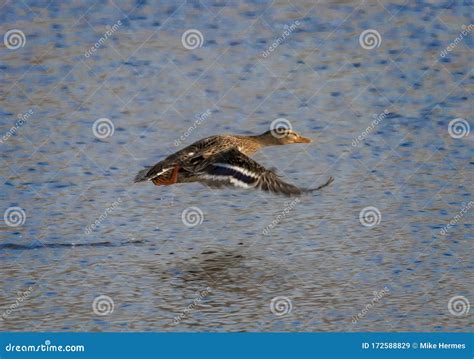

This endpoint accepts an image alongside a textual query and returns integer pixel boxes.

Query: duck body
[135,134,261,183]
[135,129,333,196]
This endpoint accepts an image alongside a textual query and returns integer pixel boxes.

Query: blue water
[0,1,472,331]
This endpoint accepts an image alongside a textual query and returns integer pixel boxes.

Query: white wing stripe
[200,174,254,189]
[148,167,173,180]
[213,163,260,179]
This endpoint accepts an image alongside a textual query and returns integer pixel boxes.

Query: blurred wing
[135,136,221,182]
[196,149,309,196]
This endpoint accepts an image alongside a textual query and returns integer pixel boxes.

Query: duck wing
[134,136,230,182]
[194,148,333,196]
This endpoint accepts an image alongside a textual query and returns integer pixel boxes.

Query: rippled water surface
[0,1,472,332]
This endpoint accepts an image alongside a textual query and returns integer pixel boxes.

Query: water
[0,1,472,332]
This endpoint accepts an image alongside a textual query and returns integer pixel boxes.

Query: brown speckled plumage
[135,129,333,196]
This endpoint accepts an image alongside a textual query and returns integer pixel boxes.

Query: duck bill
[295,136,312,143]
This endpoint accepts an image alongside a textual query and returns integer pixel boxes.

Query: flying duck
[134,128,334,196]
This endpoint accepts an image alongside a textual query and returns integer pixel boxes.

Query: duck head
[257,128,312,145]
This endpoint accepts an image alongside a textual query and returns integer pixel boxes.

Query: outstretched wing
[195,148,333,196]
[134,136,230,182]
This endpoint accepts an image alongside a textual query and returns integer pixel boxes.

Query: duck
[134,128,334,196]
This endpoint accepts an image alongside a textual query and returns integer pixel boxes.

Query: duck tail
[134,167,151,183]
